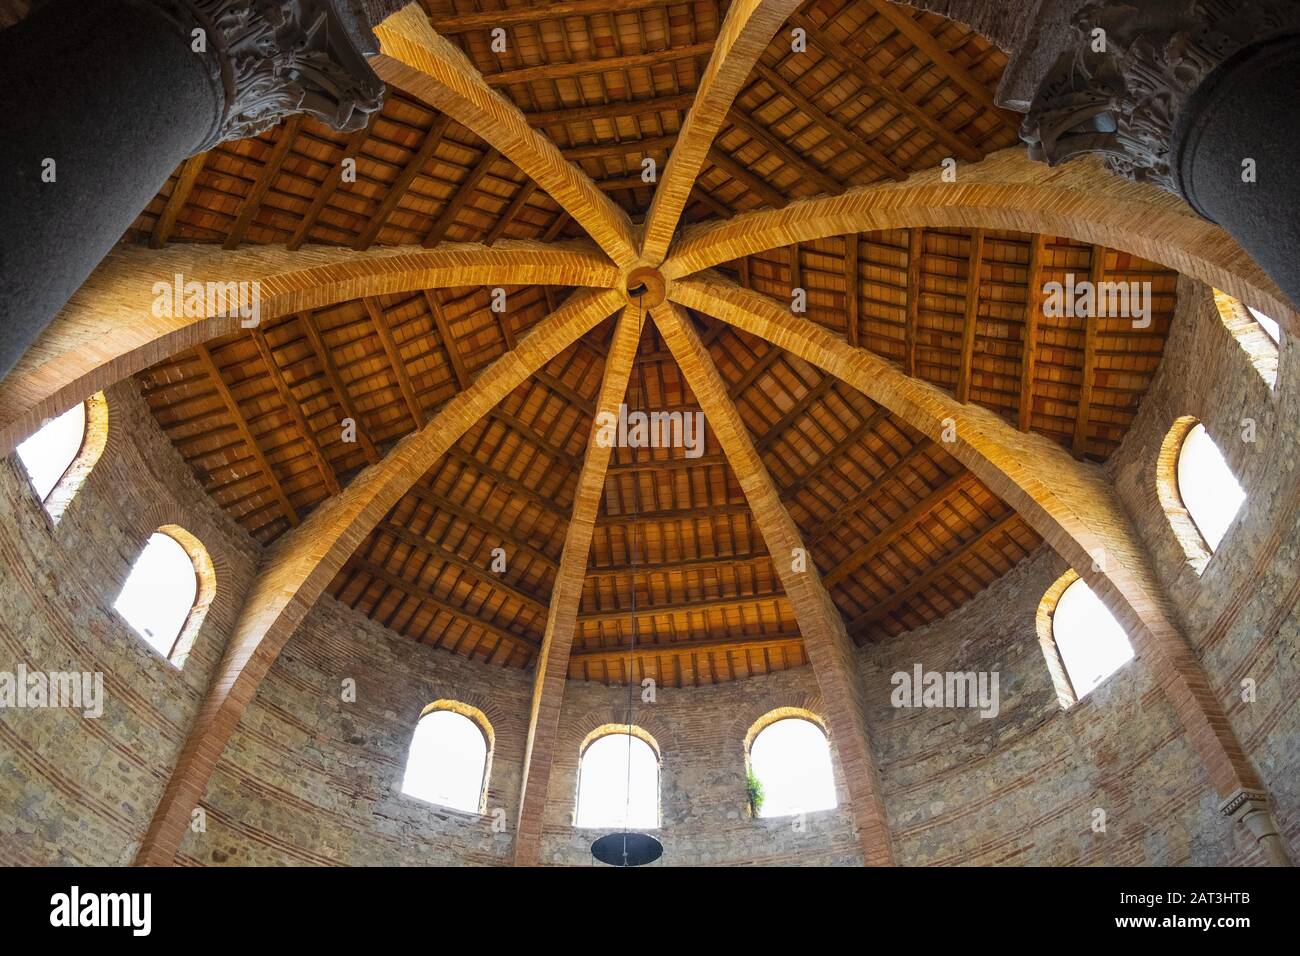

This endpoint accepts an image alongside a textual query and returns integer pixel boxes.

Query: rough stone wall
[1104,277,1299,858]
[537,669,864,867]
[0,381,259,864]
[176,595,531,866]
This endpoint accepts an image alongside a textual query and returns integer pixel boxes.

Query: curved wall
[1,279,1296,867]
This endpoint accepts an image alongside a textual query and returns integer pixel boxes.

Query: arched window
[575,727,659,829]
[113,526,212,664]
[400,703,492,813]
[14,393,108,518]
[1177,422,1246,553]
[748,715,837,818]
[1040,573,1134,703]
[1212,290,1279,387]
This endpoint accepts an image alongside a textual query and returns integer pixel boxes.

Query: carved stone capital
[1219,788,1293,866]
[1021,0,1300,195]
[147,0,386,148]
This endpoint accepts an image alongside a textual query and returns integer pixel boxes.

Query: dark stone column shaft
[0,0,221,380]
[1176,33,1300,313]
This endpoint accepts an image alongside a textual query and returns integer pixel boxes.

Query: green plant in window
[746,768,765,818]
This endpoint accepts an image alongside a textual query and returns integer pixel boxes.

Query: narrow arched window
[400,704,491,813]
[1212,291,1279,387]
[748,716,837,818]
[1050,576,1134,700]
[113,528,209,663]
[14,394,107,519]
[1248,306,1281,345]
[575,729,659,829]
[1177,422,1246,553]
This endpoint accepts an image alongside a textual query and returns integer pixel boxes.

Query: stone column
[1018,0,1300,312]
[1220,789,1292,867]
[0,0,390,381]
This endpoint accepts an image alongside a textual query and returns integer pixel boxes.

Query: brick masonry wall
[0,381,260,865]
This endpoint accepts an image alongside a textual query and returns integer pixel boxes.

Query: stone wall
[0,381,260,864]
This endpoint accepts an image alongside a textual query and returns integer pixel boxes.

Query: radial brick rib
[654,301,895,866]
[671,274,1265,802]
[134,288,626,866]
[639,0,806,265]
[661,148,1295,329]
[513,309,642,866]
[0,240,617,455]
[371,5,639,269]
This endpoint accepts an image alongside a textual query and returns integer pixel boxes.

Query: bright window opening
[1178,423,1246,552]
[1053,578,1134,699]
[16,403,86,503]
[1248,306,1282,345]
[749,717,837,818]
[400,709,488,813]
[113,532,199,659]
[575,732,659,829]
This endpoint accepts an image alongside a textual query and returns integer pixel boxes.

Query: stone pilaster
[1219,789,1293,866]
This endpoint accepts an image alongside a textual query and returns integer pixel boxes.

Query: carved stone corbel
[147,0,389,148]
[1020,0,1300,196]
[1219,789,1292,866]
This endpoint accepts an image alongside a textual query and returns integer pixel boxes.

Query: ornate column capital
[1021,0,1300,195]
[1219,788,1293,866]
[147,0,387,148]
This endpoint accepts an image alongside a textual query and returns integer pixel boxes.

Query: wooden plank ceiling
[127,0,1178,686]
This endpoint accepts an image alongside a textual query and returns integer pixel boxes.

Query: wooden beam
[354,116,451,250]
[424,147,500,248]
[571,632,803,663]
[484,180,536,246]
[563,134,678,162]
[432,0,682,33]
[754,377,834,453]
[579,591,789,623]
[788,242,802,294]
[526,92,696,127]
[1018,235,1047,431]
[597,501,753,526]
[640,0,806,263]
[654,300,895,865]
[808,439,934,544]
[224,117,302,249]
[844,233,860,348]
[374,521,550,614]
[299,310,381,465]
[482,42,715,88]
[193,343,298,526]
[750,60,911,179]
[1073,245,1106,458]
[705,147,785,210]
[905,228,924,378]
[288,126,372,251]
[778,406,892,501]
[364,297,426,428]
[726,107,844,197]
[136,287,625,866]
[405,483,559,571]
[423,290,470,389]
[785,12,984,163]
[586,550,772,576]
[372,7,638,267]
[349,558,539,656]
[865,0,1017,128]
[150,153,207,248]
[514,311,641,865]
[956,229,986,403]
[848,511,1021,637]
[441,445,570,519]
[251,327,341,495]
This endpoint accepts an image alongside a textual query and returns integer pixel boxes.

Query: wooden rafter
[288,125,372,251]
[570,632,803,664]
[956,229,986,403]
[1018,234,1047,431]
[808,439,934,544]
[363,297,425,427]
[353,115,451,250]
[225,117,302,249]
[430,0,682,33]
[251,326,341,495]
[150,153,207,248]
[844,233,860,348]
[579,591,789,623]
[1073,246,1106,458]
[726,107,844,196]
[405,483,560,571]
[424,147,500,248]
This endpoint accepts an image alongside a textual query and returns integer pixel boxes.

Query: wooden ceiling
[127,0,1178,686]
